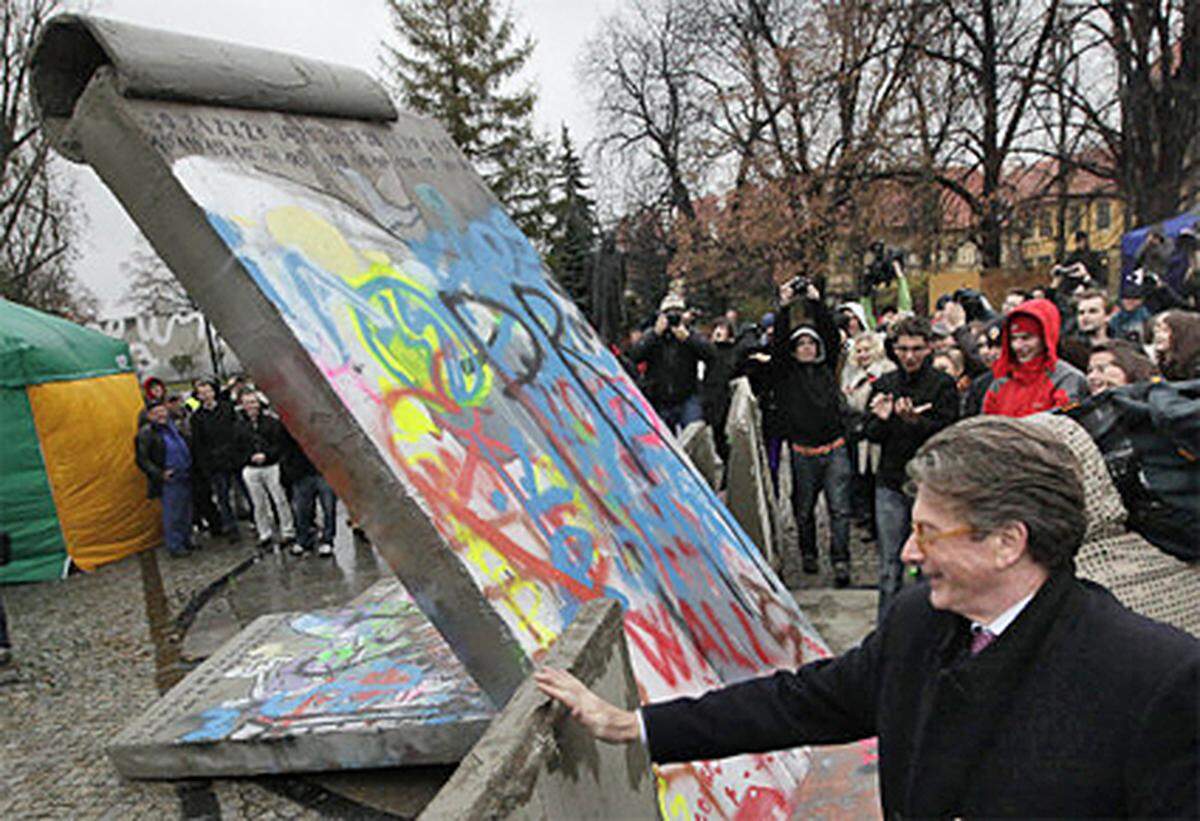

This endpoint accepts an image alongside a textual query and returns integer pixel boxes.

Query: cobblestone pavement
[0,520,385,819]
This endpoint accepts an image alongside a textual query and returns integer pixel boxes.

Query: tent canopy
[1,299,158,583]
[0,298,132,387]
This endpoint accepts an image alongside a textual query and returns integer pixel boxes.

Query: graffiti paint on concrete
[110,579,493,778]
[167,138,834,813]
[91,311,241,383]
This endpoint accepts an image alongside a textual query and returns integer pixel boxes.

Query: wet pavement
[0,493,879,818]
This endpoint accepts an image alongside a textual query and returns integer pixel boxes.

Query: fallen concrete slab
[110,580,494,779]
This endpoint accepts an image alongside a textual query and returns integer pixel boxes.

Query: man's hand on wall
[534,667,640,744]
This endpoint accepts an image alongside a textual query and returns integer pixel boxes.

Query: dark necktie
[970,627,997,656]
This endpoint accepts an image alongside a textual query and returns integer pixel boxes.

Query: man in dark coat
[134,400,194,557]
[191,379,242,540]
[864,315,959,616]
[767,279,853,586]
[233,392,295,548]
[536,416,1198,818]
[627,294,714,433]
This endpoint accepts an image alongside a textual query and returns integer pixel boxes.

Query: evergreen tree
[383,0,553,245]
[546,126,598,314]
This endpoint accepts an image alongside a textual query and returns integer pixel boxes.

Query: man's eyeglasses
[909,521,974,549]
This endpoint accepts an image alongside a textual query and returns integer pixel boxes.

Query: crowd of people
[618,229,1200,616]
[133,374,338,560]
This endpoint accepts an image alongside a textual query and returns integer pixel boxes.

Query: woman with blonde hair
[841,331,896,540]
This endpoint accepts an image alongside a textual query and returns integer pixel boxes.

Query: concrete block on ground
[724,378,777,560]
[109,581,494,779]
[419,599,657,820]
[677,420,723,490]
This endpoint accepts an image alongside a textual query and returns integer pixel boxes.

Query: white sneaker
[289,542,306,557]
[317,543,334,558]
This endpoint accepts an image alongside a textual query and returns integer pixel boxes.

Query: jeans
[243,463,295,543]
[209,470,239,535]
[875,485,913,619]
[162,476,193,555]
[657,395,704,434]
[292,474,337,549]
[789,444,852,569]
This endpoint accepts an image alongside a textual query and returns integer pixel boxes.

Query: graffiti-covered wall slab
[38,16,877,815]
[110,580,494,778]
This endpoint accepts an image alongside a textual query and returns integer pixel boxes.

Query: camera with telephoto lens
[665,311,684,328]
[864,241,905,290]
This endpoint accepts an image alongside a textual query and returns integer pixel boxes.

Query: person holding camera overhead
[628,293,715,434]
[765,277,853,588]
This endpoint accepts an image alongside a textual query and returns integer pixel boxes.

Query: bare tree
[1045,0,1199,227]
[0,0,93,319]
[896,0,1064,269]
[581,0,712,222]
[121,236,195,315]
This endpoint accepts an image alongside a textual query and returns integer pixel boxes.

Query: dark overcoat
[643,572,1198,818]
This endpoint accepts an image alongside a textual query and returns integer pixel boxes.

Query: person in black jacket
[628,294,714,434]
[135,400,194,557]
[535,417,1198,819]
[191,379,242,540]
[233,392,295,548]
[865,315,959,617]
[699,319,755,465]
[281,430,337,558]
[768,279,852,587]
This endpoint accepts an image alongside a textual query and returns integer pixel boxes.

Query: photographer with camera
[628,294,715,434]
[1061,231,1107,287]
[858,242,913,330]
[766,277,853,587]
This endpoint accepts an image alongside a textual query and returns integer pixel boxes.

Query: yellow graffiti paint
[447,513,558,652]
[656,775,694,821]
[265,206,364,278]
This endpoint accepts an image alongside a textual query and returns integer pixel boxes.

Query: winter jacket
[233,412,288,468]
[765,299,846,448]
[134,421,191,499]
[700,335,755,431]
[984,299,1088,418]
[191,399,241,474]
[864,359,959,491]
[628,328,714,410]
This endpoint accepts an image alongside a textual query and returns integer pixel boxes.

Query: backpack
[1063,379,1200,561]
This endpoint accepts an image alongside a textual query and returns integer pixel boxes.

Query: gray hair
[905,416,1087,571]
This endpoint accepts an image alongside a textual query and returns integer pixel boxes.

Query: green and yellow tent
[1,299,159,583]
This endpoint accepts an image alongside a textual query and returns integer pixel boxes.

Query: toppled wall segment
[35,16,871,814]
[420,599,658,820]
[110,580,493,779]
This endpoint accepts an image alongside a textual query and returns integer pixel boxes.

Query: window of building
[1039,209,1053,237]
[1096,200,1111,230]
[1069,204,1082,233]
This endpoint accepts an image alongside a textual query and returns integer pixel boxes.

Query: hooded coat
[984,299,1088,417]
[765,299,845,447]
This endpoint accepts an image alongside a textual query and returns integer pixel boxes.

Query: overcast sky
[62,0,618,317]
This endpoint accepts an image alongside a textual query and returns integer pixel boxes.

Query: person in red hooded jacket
[983,298,1088,417]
